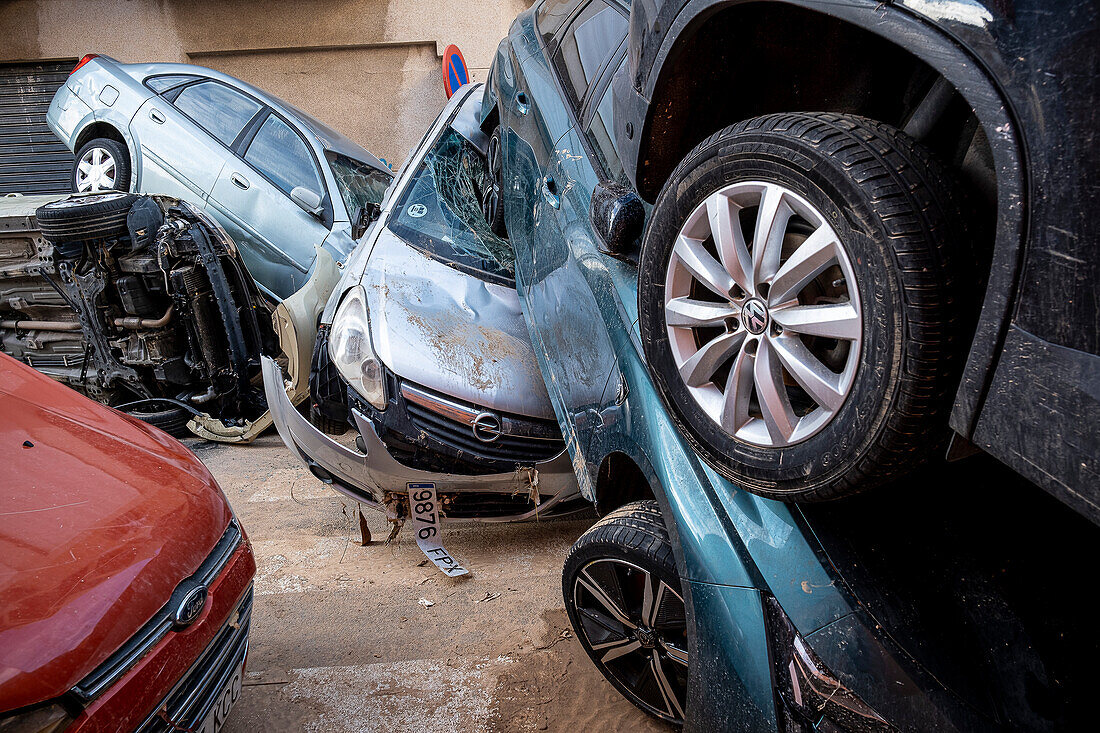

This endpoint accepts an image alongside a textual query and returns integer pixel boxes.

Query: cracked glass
[389,128,514,284]
[328,153,393,215]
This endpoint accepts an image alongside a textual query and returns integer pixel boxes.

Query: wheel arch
[592,450,658,516]
[73,118,138,192]
[74,120,126,152]
[629,0,1027,436]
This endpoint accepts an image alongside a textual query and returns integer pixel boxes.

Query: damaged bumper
[261,356,580,521]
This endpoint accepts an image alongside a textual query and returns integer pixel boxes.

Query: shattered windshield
[388,128,514,284]
[328,153,393,215]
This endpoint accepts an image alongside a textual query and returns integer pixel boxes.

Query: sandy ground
[187,434,667,733]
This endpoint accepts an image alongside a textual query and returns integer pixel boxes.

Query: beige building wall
[0,0,531,165]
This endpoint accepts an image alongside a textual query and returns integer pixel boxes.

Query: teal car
[480,1,1093,730]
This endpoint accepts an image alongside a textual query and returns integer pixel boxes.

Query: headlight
[0,703,74,733]
[329,285,386,410]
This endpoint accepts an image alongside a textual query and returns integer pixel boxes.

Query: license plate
[408,482,469,577]
[200,662,243,733]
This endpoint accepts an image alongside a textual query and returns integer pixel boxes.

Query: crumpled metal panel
[361,227,553,420]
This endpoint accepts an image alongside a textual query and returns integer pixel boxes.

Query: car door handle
[514,91,530,116]
[149,108,165,124]
[231,173,250,190]
[541,174,560,209]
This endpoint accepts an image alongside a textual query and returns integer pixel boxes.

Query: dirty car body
[611,0,1100,518]
[0,353,255,732]
[264,83,580,522]
[0,191,275,435]
[483,2,1095,729]
[43,54,396,438]
[46,54,392,302]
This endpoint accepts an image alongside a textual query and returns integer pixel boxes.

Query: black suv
[602,0,1099,513]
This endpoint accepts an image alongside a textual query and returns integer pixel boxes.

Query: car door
[508,0,630,482]
[207,111,332,300]
[129,77,260,207]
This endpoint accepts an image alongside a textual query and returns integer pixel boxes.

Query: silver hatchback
[263,84,581,522]
[47,54,392,301]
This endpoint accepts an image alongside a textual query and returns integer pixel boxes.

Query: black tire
[563,500,688,725]
[481,125,507,237]
[124,404,193,438]
[638,113,968,502]
[36,190,138,245]
[308,325,348,435]
[71,137,131,194]
[309,404,348,435]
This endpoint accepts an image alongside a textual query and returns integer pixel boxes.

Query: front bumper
[66,533,256,732]
[261,356,581,520]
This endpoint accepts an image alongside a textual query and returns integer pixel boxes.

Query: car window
[244,114,324,200]
[537,0,583,45]
[328,153,393,215]
[173,81,262,147]
[145,74,201,94]
[550,1,628,111]
[585,74,626,183]
[389,128,514,284]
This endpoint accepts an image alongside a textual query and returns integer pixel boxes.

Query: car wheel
[36,191,138,246]
[123,403,193,438]
[638,113,967,502]
[563,500,688,725]
[72,137,131,193]
[481,125,507,237]
[309,404,348,435]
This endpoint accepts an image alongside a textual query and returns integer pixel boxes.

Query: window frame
[578,42,628,183]
[164,78,265,150]
[148,74,334,224]
[536,0,585,49]
[537,0,630,185]
[236,108,332,224]
[241,112,326,201]
[547,0,629,116]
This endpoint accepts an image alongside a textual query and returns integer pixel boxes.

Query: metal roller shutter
[0,60,78,195]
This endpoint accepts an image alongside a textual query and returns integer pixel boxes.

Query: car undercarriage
[0,191,276,436]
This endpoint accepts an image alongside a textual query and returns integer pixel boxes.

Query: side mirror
[352,202,381,240]
[590,181,645,257]
[290,186,323,216]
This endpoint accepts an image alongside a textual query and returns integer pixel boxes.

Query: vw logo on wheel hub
[471,411,501,443]
[742,298,769,334]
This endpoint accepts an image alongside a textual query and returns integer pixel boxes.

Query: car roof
[118,61,388,172]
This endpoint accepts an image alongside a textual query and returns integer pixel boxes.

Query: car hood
[0,357,231,712]
[359,227,554,420]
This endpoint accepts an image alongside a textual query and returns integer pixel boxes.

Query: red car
[0,354,255,732]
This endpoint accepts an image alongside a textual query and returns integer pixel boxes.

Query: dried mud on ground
[189,435,667,732]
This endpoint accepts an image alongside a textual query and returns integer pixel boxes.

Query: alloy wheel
[663,180,862,448]
[482,132,502,228]
[572,558,688,722]
[75,146,117,192]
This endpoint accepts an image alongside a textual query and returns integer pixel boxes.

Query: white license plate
[408,482,469,577]
[200,662,243,733]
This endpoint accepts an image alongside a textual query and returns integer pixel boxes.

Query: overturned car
[0,191,274,436]
[263,83,581,523]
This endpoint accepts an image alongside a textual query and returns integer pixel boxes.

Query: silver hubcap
[572,558,688,722]
[664,180,862,448]
[76,147,117,192]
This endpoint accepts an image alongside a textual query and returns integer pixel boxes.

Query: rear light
[70,54,99,75]
[765,596,894,732]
